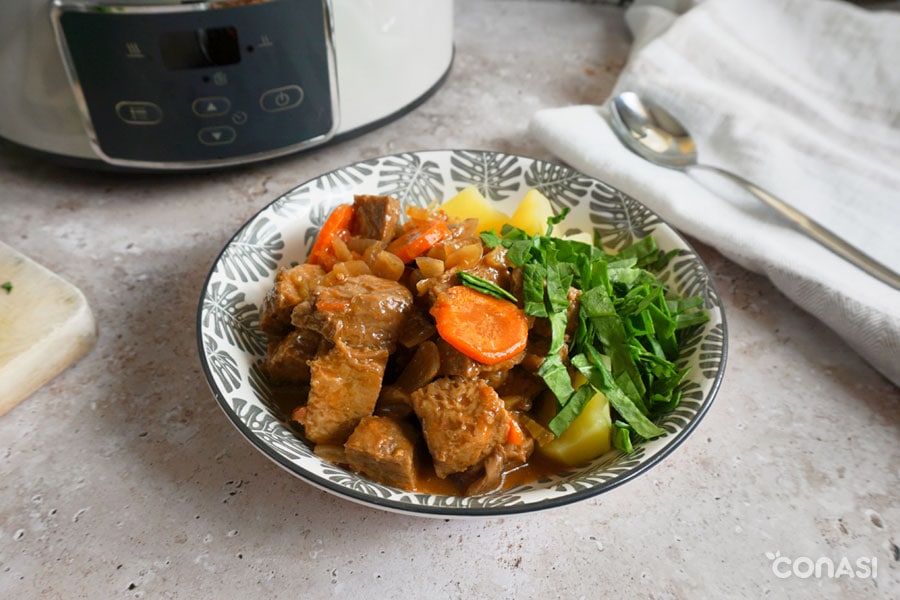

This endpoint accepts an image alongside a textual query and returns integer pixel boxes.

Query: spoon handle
[700,166,900,290]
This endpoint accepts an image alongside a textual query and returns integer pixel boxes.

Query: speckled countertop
[1,1,897,599]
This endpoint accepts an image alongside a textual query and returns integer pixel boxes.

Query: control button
[192,96,231,117]
[124,42,145,59]
[231,111,248,125]
[115,101,163,125]
[212,71,228,86]
[260,85,304,112]
[198,125,236,146]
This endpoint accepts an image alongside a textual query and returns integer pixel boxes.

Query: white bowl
[197,150,728,517]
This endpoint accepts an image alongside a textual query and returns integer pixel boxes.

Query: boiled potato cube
[537,375,613,466]
[507,188,558,236]
[439,186,510,234]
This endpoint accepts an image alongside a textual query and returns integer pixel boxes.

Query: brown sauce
[411,452,568,496]
[353,445,568,496]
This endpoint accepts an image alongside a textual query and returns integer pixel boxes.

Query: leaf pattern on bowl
[197,150,728,517]
[669,251,720,310]
[202,280,267,357]
[449,150,522,200]
[588,187,664,250]
[523,161,594,211]
[221,216,284,283]
[377,152,444,205]
[318,158,379,192]
[202,334,242,394]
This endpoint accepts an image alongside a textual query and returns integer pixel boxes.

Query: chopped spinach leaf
[490,216,709,451]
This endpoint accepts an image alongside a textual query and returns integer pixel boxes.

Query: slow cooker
[0,0,454,170]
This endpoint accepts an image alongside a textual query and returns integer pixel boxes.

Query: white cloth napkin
[530,0,900,387]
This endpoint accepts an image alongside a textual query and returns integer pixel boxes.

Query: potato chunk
[538,389,612,467]
[507,188,556,236]
[439,186,510,234]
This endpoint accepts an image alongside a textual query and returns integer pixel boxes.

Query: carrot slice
[386,220,451,264]
[430,285,528,365]
[315,297,351,313]
[507,418,525,445]
[308,204,355,266]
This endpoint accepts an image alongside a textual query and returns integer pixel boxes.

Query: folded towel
[530,0,900,386]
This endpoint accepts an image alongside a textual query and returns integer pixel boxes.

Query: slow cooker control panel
[54,0,337,167]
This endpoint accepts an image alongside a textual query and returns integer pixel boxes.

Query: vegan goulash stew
[259,191,707,495]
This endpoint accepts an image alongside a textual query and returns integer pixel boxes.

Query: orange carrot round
[386,220,451,264]
[308,204,355,266]
[430,285,528,365]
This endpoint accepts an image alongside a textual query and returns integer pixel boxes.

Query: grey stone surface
[0,2,896,598]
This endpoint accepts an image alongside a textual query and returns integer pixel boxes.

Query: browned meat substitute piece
[350,195,402,242]
[297,274,413,444]
[259,263,325,337]
[344,415,420,490]
[411,376,513,479]
[265,327,322,384]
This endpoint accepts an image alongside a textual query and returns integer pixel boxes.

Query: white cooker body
[0,0,453,169]
[333,0,453,134]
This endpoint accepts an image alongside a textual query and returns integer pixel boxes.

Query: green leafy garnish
[1,281,11,294]
[484,214,708,451]
[457,271,518,303]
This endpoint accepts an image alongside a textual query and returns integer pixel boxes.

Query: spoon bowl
[610,92,697,167]
[607,91,900,290]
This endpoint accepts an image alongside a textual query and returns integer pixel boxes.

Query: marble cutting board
[0,242,97,416]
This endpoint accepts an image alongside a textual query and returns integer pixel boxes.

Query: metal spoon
[608,91,900,290]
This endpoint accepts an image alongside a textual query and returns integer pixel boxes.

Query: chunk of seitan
[411,376,513,478]
[298,274,413,444]
[259,264,325,337]
[265,327,322,384]
[300,274,413,347]
[351,195,401,242]
[303,342,390,444]
[344,415,419,490]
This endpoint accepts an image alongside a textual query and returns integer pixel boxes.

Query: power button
[260,85,304,112]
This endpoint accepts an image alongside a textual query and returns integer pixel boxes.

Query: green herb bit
[522,263,548,317]
[548,384,594,436]
[537,353,575,411]
[480,230,503,249]
[1,281,11,294]
[457,272,517,303]
[612,421,635,453]
[545,207,570,235]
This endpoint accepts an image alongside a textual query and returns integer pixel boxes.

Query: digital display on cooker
[159,27,240,70]
[55,0,337,165]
